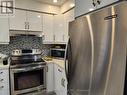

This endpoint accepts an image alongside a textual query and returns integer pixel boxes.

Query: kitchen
[0,0,127,95]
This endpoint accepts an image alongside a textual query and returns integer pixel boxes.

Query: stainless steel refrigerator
[65,1,127,95]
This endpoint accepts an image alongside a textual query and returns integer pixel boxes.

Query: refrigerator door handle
[64,37,70,82]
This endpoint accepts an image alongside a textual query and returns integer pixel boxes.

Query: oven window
[14,69,44,90]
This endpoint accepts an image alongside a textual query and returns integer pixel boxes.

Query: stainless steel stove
[10,49,47,95]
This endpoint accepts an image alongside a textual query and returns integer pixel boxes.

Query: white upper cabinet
[54,14,65,43]
[9,10,43,32]
[9,10,27,30]
[75,0,119,17]
[0,18,9,44]
[43,14,54,44]
[64,9,74,42]
[27,12,42,31]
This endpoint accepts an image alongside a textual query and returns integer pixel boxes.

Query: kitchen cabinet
[46,63,54,92]
[0,18,9,44]
[27,11,42,31]
[64,9,75,42]
[0,69,10,95]
[54,14,66,44]
[54,64,67,95]
[9,10,27,30]
[9,9,43,32]
[43,14,54,44]
[75,0,119,17]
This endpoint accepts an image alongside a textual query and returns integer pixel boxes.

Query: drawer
[0,70,9,78]
[0,83,10,95]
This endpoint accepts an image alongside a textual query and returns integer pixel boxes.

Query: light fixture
[89,8,94,11]
[53,0,58,3]
[37,15,41,18]
[70,3,75,8]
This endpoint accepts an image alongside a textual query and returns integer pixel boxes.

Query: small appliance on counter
[50,45,66,59]
[0,53,10,67]
[10,49,47,95]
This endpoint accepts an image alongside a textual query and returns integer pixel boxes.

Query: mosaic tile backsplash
[0,36,51,56]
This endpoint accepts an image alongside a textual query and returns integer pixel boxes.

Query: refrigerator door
[68,2,127,95]
[105,2,127,95]
[89,5,113,95]
[90,2,127,95]
[68,16,92,95]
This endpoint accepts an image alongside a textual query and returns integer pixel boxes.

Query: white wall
[15,0,60,14]
[61,0,75,13]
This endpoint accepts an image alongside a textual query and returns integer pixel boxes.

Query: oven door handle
[12,65,46,73]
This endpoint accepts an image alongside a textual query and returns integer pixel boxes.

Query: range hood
[10,30,44,37]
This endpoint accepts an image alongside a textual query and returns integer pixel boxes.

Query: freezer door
[68,16,92,95]
[105,2,127,95]
[89,6,113,95]
[89,2,127,95]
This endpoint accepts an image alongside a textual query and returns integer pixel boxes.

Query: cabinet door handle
[97,0,101,4]
[43,35,45,40]
[63,35,65,41]
[92,0,96,7]
[61,78,65,87]
[0,79,4,82]
[25,22,27,29]
[0,72,3,74]
[53,35,55,41]
[46,66,48,72]
[58,69,62,72]
[28,22,30,29]
[0,86,4,89]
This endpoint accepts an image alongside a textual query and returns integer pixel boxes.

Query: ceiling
[35,0,68,6]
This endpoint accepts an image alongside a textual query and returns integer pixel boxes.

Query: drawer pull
[58,69,62,72]
[0,86,4,89]
[0,72,3,74]
[61,78,65,87]
[0,79,4,82]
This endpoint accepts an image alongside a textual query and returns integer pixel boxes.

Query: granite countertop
[44,58,65,69]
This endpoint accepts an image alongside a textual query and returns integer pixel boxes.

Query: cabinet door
[75,0,95,17]
[64,9,75,42]
[0,18,9,44]
[54,64,67,95]
[97,0,119,9]
[54,14,65,43]
[43,14,54,44]
[0,69,10,95]
[46,63,54,92]
[9,10,27,30]
[27,12,42,31]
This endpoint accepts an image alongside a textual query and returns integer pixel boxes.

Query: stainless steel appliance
[10,49,46,95]
[51,48,65,59]
[0,53,10,66]
[65,1,127,95]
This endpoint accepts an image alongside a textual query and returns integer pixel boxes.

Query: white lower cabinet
[54,64,67,95]
[0,69,10,95]
[46,63,54,92]
[46,63,67,95]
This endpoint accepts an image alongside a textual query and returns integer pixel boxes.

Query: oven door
[10,64,46,95]
[51,49,65,59]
